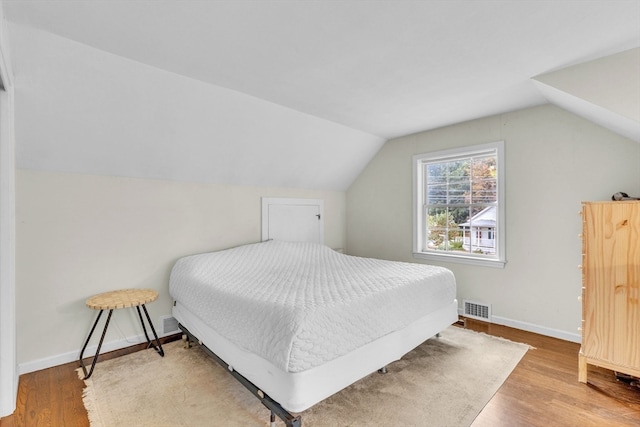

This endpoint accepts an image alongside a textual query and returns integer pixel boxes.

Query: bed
[169,240,457,426]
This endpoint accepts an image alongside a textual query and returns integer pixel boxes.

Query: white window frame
[413,141,506,268]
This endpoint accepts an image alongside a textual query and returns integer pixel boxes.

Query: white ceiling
[4,0,640,140]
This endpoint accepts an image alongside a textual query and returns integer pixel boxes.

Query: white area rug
[79,326,528,426]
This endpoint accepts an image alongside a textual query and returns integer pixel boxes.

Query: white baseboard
[18,331,176,376]
[458,308,581,344]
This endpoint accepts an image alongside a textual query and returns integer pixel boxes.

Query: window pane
[426,163,447,183]
[426,207,449,250]
[425,160,470,205]
[425,206,463,252]
[465,205,496,255]
[470,156,497,204]
[448,176,469,204]
[426,183,448,204]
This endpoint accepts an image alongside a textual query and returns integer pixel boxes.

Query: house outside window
[413,141,505,268]
[461,206,496,254]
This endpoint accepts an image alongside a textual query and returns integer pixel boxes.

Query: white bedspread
[169,240,456,373]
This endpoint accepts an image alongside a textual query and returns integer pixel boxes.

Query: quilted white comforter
[169,240,456,373]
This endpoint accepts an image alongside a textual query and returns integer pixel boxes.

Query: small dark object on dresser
[611,192,640,201]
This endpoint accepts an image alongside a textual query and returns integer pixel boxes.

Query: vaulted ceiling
[2,1,639,190]
[5,0,639,139]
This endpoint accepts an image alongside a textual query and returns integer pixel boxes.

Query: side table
[79,288,165,379]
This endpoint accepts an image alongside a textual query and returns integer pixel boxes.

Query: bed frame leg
[270,411,277,427]
[377,366,388,374]
[436,332,441,338]
[182,334,192,349]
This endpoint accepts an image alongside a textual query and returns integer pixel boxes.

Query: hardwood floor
[1,321,638,426]
[466,320,640,427]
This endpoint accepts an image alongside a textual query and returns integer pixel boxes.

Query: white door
[261,198,324,244]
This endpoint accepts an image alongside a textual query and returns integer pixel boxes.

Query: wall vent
[159,315,180,335]
[463,300,491,322]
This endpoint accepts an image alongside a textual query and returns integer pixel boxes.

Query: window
[413,141,505,268]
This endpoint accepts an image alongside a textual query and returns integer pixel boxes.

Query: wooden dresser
[579,201,640,383]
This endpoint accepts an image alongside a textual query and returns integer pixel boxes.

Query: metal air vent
[463,300,491,322]
[160,315,180,335]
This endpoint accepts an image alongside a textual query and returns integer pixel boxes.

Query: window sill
[413,252,506,269]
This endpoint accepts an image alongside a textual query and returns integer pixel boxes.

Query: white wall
[16,170,346,371]
[347,104,640,341]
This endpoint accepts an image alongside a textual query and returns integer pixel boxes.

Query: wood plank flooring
[1,320,638,426]
[467,320,640,427]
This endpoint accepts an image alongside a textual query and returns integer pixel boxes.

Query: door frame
[0,17,16,417]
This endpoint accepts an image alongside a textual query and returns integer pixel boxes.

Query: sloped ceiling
[533,48,640,142]
[2,1,639,190]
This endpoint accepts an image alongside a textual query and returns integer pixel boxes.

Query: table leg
[136,304,164,357]
[78,309,113,380]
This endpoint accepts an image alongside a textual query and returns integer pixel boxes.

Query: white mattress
[169,240,456,373]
